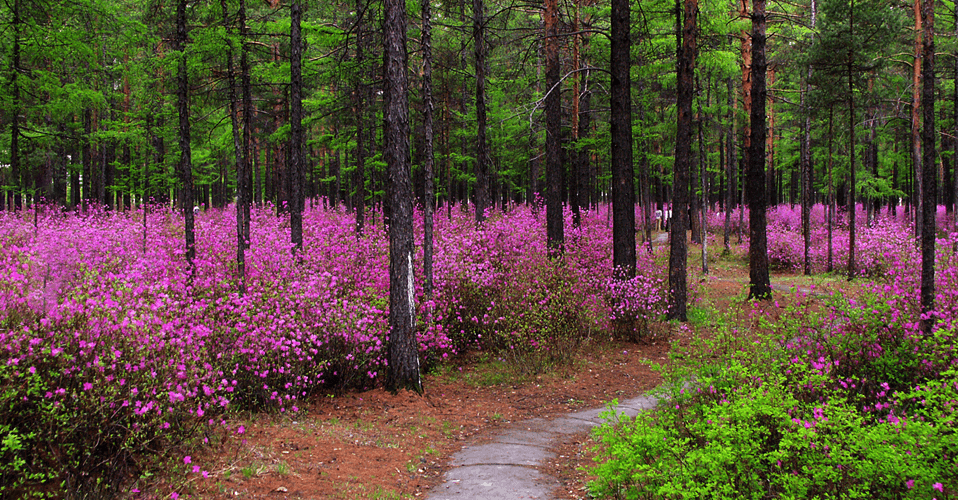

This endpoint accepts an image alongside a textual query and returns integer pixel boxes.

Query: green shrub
[590,291,958,499]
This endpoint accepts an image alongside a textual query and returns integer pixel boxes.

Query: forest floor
[181,246,850,500]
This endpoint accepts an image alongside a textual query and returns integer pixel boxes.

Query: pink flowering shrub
[1,202,668,496]
[429,206,659,371]
[607,253,669,342]
[744,204,919,276]
[0,205,402,496]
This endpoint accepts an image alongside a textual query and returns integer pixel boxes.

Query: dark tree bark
[82,109,92,211]
[473,0,491,222]
[846,2,858,279]
[698,74,708,274]
[222,0,248,293]
[801,81,813,275]
[578,78,593,213]
[354,0,368,236]
[175,0,196,266]
[801,0,816,275]
[913,0,923,241]
[544,0,563,255]
[9,0,22,210]
[689,112,701,245]
[290,0,305,255]
[827,104,835,273]
[669,0,695,320]
[570,4,581,229]
[611,0,635,279]
[240,0,252,248]
[746,0,771,300]
[723,76,734,255]
[920,0,936,331]
[421,0,436,297]
[383,0,423,394]
[638,86,653,254]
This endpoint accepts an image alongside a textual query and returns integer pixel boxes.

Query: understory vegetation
[0,202,663,498]
[591,208,958,499]
[3,202,955,498]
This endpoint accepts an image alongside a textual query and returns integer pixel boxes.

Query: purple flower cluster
[0,201,669,494]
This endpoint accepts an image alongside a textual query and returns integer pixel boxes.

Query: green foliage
[591,289,958,499]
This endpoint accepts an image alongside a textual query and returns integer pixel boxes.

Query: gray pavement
[426,394,660,500]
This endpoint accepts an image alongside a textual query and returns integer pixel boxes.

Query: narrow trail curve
[426,394,658,500]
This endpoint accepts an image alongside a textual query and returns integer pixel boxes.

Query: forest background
[1,0,946,238]
[3,0,958,497]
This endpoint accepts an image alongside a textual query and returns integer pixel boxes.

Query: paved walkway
[426,394,659,500]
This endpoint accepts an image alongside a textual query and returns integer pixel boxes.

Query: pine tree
[611,0,635,280]
[383,0,422,394]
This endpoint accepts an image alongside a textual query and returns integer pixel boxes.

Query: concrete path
[426,394,659,500]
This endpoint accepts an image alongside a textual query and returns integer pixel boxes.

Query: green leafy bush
[590,293,958,499]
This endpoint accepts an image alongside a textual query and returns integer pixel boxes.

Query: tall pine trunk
[723,76,734,255]
[240,0,252,247]
[801,0,815,275]
[473,0,491,222]
[747,0,771,299]
[383,0,422,394]
[222,0,248,293]
[354,0,368,236]
[669,0,695,320]
[913,0,923,240]
[175,0,196,267]
[611,0,635,280]
[9,0,22,210]
[290,0,305,254]
[846,0,858,279]
[422,0,436,296]
[920,0,936,331]
[544,0,563,254]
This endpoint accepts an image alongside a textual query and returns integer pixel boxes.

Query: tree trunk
[638,82,653,253]
[611,0,635,280]
[571,0,582,228]
[723,75,734,255]
[422,0,436,297]
[240,0,252,248]
[827,104,835,273]
[222,0,247,292]
[669,0,695,320]
[801,0,815,275]
[578,76,593,213]
[737,0,750,245]
[473,0,491,222]
[290,0,305,254]
[383,0,422,394]
[846,1,857,279]
[765,66,776,207]
[545,0,563,255]
[175,0,196,267]
[913,0,923,240]
[698,74,708,274]
[747,0,771,300]
[801,78,813,274]
[354,0,368,236]
[920,0,936,331]
[9,0,22,210]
